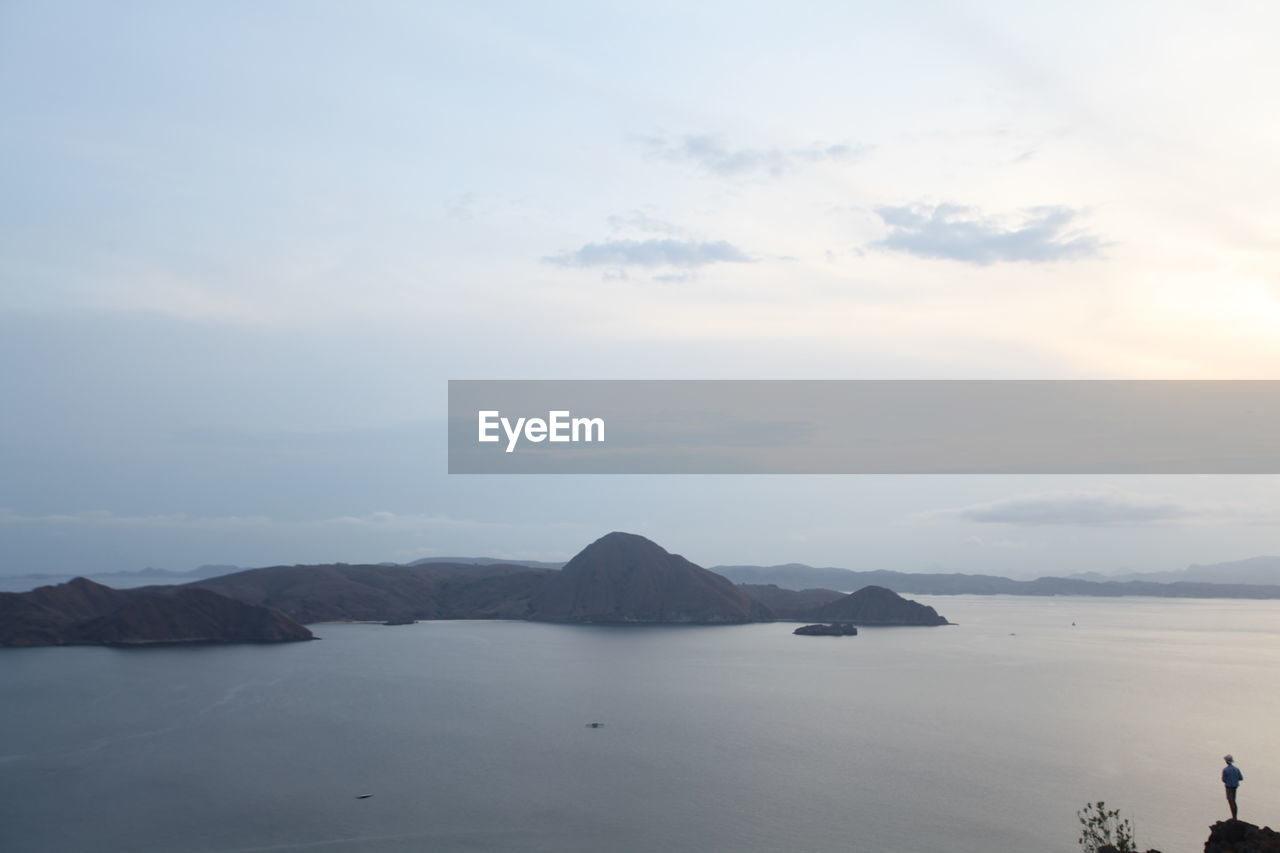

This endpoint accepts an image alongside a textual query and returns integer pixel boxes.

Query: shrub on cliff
[1078,802,1135,853]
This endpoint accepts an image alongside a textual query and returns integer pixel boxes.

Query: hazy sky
[3,1,1279,577]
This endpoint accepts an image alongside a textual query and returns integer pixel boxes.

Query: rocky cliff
[1202,820,1280,853]
[529,532,771,623]
[1098,820,1280,853]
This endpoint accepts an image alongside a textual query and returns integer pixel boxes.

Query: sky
[2,0,1280,578]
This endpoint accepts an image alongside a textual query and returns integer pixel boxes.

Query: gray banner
[447,380,1280,474]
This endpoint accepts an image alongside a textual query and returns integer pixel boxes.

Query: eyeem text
[477,410,605,453]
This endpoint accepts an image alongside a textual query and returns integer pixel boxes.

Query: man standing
[1223,754,1243,820]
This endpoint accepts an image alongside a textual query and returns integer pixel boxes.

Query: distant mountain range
[1,532,949,645]
[183,532,943,628]
[714,560,1280,599]
[8,558,561,584]
[7,564,246,583]
[181,533,793,626]
[1066,555,1280,586]
[17,553,1280,600]
[11,538,1280,647]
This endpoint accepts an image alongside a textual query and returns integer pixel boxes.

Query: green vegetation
[1077,801,1136,853]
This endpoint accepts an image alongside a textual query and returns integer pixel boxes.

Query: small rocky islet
[793,623,858,636]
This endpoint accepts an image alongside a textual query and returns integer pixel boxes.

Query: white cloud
[961,535,1026,549]
[87,267,273,325]
[920,489,1280,527]
[640,134,864,177]
[605,210,685,236]
[0,509,525,533]
[544,238,751,269]
[872,203,1105,265]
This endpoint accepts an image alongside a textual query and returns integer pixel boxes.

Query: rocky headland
[1088,819,1280,853]
[0,577,313,647]
[802,584,951,626]
[1202,819,1280,853]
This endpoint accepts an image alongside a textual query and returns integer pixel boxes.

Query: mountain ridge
[15,554,1280,601]
[0,578,313,647]
[1068,555,1280,586]
[715,563,1280,599]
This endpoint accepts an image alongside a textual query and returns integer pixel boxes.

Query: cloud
[544,238,751,269]
[641,134,862,177]
[606,210,685,236]
[961,535,1026,549]
[0,508,521,532]
[920,490,1278,527]
[871,203,1105,264]
[88,266,273,325]
[0,509,593,572]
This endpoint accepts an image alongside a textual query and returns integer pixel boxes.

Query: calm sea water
[4,595,1280,853]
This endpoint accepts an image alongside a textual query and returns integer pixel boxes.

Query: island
[4,532,954,642]
[793,623,858,636]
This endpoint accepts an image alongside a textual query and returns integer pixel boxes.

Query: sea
[4,594,1280,853]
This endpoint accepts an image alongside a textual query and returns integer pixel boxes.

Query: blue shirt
[1223,765,1243,787]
